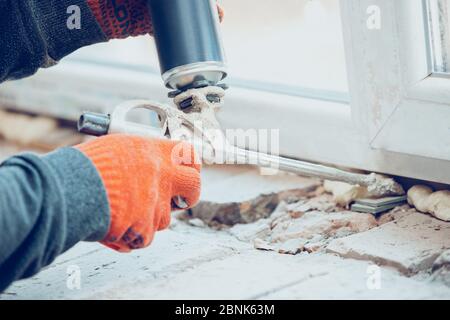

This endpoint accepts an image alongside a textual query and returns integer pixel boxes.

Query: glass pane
[221,0,348,92]
[426,0,450,73]
[69,0,348,94]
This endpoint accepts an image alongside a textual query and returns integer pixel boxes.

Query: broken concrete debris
[376,204,412,225]
[181,175,383,256]
[178,167,450,274]
[182,180,410,256]
[186,218,207,228]
[432,250,450,272]
[285,193,337,214]
[431,250,450,287]
[253,238,275,251]
[269,210,377,243]
[233,193,378,256]
[229,218,271,241]
[253,237,308,255]
[276,238,308,255]
[407,185,450,222]
[326,211,450,275]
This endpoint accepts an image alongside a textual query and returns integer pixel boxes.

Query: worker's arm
[0,148,109,291]
[0,0,151,82]
[0,0,223,83]
[0,135,201,291]
[0,0,101,82]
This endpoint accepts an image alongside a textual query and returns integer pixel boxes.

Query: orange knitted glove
[75,134,201,252]
[87,0,225,40]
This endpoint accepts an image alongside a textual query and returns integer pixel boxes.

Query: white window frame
[342,0,450,162]
[0,0,449,184]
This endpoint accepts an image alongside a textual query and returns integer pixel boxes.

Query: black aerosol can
[147,0,227,93]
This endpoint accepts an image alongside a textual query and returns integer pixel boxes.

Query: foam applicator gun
[80,0,227,131]
[78,0,404,202]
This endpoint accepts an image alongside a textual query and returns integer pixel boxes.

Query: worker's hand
[87,0,225,40]
[76,134,201,252]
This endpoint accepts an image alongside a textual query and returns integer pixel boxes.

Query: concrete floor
[1,218,449,300]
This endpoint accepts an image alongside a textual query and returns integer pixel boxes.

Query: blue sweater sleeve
[0,148,110,291]
[0,0,106,82]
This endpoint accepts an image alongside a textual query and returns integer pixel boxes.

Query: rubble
[229,219,271,241]
[186,218,207,228]
[377,204,412,225]
[177,167,450,289]
[253,238,275,251]
[276,238,308,255]
[269,210,377,243]
[431,250,450,287]
[230,192,378,256]
[327,211,450,275]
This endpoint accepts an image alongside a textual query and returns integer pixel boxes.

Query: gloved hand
[87,0,225,39]
[76,134,201,252]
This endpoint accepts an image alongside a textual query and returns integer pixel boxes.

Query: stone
[270,210,378,243]
[327,211,450,275]
[286,201,309,218]
[377,204,412,225]
[432,249,450,272]
[187,218,207,228]
[431,250,450,287]
[269,201,292,229]
[253,238,275,251]
[304,240,326,253]
[287,194,337,214]
[229,219,271,242]
[276,238,308,255]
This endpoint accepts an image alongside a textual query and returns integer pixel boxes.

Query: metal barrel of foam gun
[148,0,228,101]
